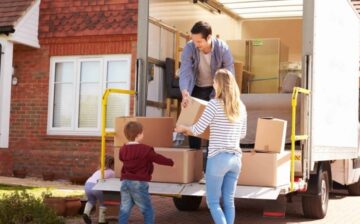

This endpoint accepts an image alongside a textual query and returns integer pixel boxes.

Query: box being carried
[255,118,287,153]
[176,97,210,139]
[114,147,203,184]
[114,117,174,147]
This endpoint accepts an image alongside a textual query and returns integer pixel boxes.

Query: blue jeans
[119,180,154,224]
[205,152,241,224]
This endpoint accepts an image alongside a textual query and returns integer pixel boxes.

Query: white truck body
[304,0,360,162]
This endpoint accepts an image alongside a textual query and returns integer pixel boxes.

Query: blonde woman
[175,69,247,224]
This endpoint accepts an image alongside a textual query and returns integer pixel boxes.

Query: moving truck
[94,0,360,219]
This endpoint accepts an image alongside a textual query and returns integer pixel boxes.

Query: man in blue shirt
[179,21,235,150]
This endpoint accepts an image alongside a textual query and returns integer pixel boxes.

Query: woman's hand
[174,125,186,133]
[174,125,192,135]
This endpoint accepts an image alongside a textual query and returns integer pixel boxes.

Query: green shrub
[0,191,65,224]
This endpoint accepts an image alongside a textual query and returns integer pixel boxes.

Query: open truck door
[301,0,360,218]
[303,0,359,163]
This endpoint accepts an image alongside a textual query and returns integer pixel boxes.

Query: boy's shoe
[82,213,92,224]
[198,177,206,184]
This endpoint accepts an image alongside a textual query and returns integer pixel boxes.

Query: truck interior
[147,0,304,146]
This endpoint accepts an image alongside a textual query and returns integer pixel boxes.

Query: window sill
[43,135,114,141]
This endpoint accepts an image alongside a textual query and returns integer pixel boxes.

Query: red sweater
[119,143,174,181]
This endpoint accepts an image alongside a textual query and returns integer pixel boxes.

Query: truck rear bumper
[94,178,290,200]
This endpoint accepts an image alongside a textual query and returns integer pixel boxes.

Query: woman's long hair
[214,69,241,122]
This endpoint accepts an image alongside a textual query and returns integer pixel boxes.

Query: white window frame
[47,54,131,136]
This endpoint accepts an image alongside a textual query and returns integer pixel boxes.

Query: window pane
[106,95,129,128]
[80,61,100,82]
[78,61,100,128]
[106,83,130,128]
[55,62,73,82]
[107,61,129,82]
[106,60,130,128]
[49,56,131,134]
[53,83,73,127]
[79,83,99,128]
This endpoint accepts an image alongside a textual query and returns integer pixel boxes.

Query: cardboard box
[114,147,203,184]
[176,97,210,140]
[234,61,243,92]
[238,151,290,187]
[254,118,287,153]
[114,117,174,147]
[114,147,121,177]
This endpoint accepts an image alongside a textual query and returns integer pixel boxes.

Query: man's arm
[179,43,194,108]
[222,43,235,75]
[181,90,190,108]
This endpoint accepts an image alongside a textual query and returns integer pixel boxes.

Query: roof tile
[0,0,34,27]
[40,2,138,38]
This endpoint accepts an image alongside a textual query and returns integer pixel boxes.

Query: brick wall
[0,151,12,176]
[39,0,138,38]
[3,0,139,179]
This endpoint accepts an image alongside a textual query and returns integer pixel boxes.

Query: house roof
[0,0,35,34]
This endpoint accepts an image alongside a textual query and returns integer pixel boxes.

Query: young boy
[119,121,174,224]
[83,155,115,224]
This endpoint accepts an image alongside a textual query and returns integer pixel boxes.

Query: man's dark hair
[124,121,143,141]
[191,21,212,39]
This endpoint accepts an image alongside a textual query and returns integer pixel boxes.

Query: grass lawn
[0,184,84,199]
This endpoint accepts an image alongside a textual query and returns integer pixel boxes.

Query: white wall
[306,0,360,160]
[0,39,14,148]
[11,0,40,48]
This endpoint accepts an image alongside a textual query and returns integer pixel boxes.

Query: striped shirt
[191,99,247,158]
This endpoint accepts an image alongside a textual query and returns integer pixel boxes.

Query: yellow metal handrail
[290,87,310,191]
[101,88,136,179]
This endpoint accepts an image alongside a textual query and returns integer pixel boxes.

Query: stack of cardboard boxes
[114,99,291,188]
[113,116,203,184]
[238,118,290,187]
[109,113,290,218]
[175,96,291,188]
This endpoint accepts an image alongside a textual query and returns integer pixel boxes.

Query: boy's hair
[124,121,143,141]
[191,21,212,39]
[104,155,114,169]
